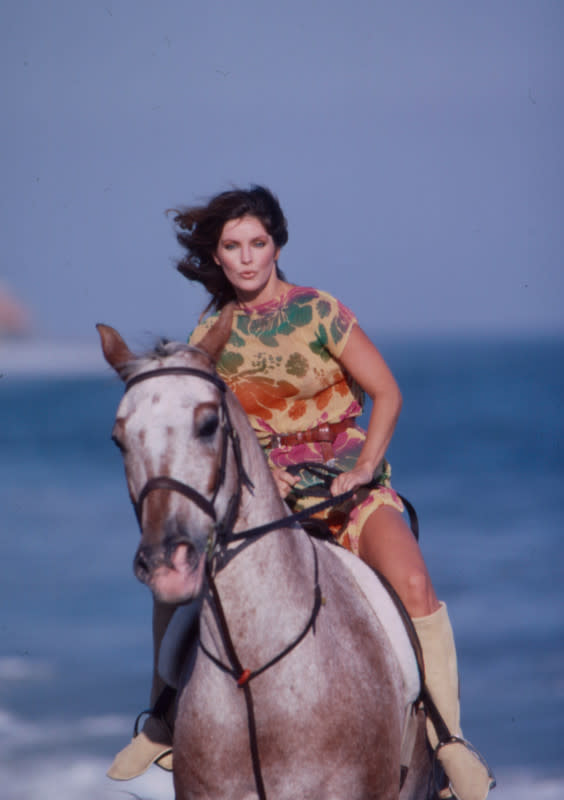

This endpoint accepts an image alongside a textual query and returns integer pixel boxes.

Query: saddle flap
[158,600,201,689]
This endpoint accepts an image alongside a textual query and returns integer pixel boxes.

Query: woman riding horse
[108,186,492,800]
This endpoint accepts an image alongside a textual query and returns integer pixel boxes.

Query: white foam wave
[0,758,562,800]
[0,708,131,755]
[493,771,564,799]
[0,709,562,799]
[0,339,107,376]
[0,656,55,682]
[0,755,173,800]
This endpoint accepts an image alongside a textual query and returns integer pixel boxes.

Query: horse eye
[196,411,219,439]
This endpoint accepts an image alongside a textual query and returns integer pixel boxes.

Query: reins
[232,461,419,543]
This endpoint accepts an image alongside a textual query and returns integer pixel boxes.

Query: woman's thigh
[357,505,440,617]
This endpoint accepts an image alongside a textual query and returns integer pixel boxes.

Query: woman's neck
[235,277,292,310]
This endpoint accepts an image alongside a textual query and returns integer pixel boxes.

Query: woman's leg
[357,505,439,617]
[107,599,175,781]
[358,505,494,800]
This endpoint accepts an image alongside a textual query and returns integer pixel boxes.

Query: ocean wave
[0,756,562,800]
[0,708,131,756]
[0,755,173,800]
[492,771,564,800]
[0,705,562,798]
[0,656,54,682]
[0,339,108,377]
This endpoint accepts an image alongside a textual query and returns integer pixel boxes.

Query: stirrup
[134,707,153,736]
[107,709,173,780]
[134,708,173,772]
[431,736,496,800]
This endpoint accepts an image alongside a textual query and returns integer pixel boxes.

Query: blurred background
[2,0,562,348]
[1,2,562,798]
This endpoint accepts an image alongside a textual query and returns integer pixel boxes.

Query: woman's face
[214,215,281,305]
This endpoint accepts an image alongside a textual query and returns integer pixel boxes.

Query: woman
[109,186,492,800]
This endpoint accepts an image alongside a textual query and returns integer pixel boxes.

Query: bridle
[124,365,254,560]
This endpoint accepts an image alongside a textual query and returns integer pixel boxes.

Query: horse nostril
[134,547,150,577]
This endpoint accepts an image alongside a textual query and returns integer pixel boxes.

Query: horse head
[97,305,248,605]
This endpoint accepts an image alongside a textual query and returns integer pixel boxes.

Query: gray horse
[98,312,432,800]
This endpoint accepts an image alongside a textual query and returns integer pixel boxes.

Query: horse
[97,310,433,800]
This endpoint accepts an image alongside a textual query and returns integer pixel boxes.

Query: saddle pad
[325,543,421,708]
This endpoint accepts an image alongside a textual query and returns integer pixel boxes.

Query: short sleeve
[313,290,358,359]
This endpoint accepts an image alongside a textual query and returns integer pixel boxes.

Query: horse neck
[203,395,316,657]
[225,392,289,535]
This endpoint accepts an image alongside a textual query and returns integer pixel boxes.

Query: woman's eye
[223,242,237,250]
[253,240,266,248]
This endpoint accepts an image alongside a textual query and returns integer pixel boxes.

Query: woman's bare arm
[331,324,402,496]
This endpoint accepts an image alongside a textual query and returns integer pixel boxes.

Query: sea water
[1,334,563,799]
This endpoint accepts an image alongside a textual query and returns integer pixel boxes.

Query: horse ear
[96,323,135,379]
[194,302,234,363]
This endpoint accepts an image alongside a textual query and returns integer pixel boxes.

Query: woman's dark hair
[172,185,288,312]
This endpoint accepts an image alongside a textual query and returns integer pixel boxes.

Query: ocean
[1,334,563,800]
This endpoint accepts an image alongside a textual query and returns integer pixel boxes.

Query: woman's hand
[271,467,300,499]
[330,463,374,497]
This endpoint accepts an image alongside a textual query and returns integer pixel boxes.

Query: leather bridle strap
[124,365,228,394]
[134,475,217,527]
[123,364,253,547]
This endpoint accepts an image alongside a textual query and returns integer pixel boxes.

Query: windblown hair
[171,185,288,313]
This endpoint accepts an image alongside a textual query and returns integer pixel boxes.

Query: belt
[268,419,357,461]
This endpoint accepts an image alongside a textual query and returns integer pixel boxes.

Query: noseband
[124,365,253,558]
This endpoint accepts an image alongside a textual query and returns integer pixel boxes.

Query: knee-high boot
[412,602,495,800]
[107,600,175,781]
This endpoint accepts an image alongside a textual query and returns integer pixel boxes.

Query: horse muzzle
[134,534,207,604]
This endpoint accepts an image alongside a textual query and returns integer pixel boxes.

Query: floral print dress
[189,286,403,555]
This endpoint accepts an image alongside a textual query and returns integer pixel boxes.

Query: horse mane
[118,339,211,382]
[115,302,232,384]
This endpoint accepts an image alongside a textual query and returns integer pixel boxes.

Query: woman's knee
[357,506,438,616]
[402,569,436,615]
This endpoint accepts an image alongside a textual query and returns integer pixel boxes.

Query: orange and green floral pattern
[189,286,403,555]
[189,287,363,442]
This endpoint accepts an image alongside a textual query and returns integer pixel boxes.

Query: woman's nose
[240,244,252,263]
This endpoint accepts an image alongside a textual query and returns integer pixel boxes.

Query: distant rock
[0,283,31,337]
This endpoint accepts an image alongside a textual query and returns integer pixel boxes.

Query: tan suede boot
[412,602,495,800]
[107,599,177,781]
[107,714,173,779]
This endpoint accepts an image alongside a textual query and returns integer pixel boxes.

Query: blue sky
[2,0,563,345]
